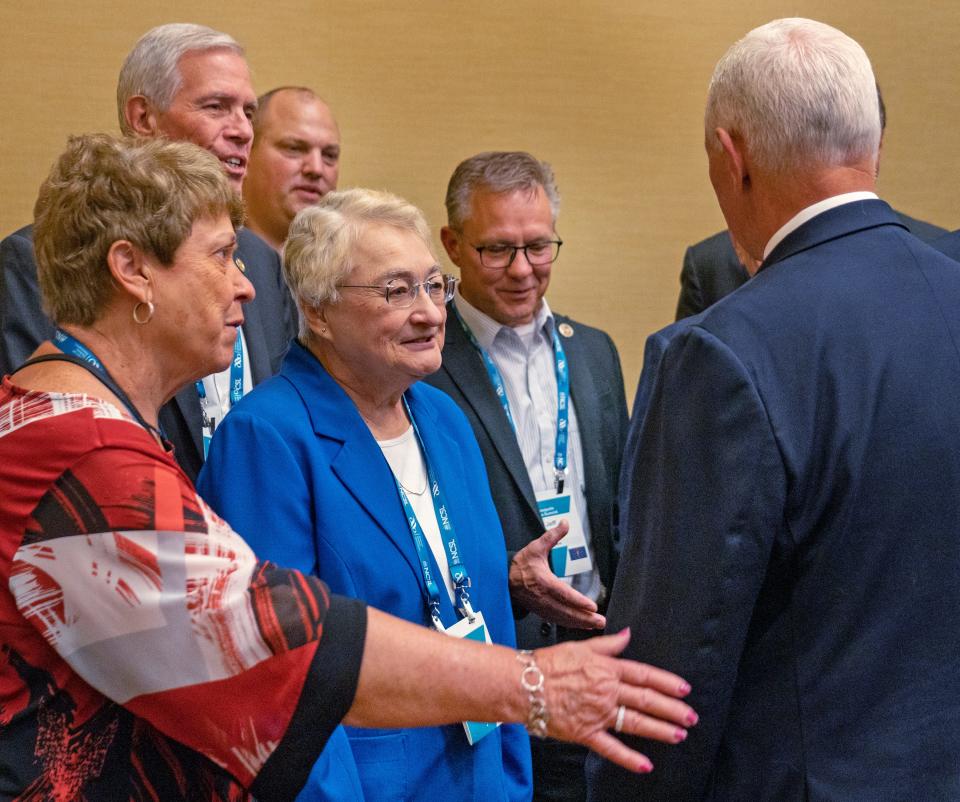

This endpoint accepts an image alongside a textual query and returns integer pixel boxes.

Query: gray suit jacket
[675,210,947,320]
[0,224,295,481]
[425,303,628,649]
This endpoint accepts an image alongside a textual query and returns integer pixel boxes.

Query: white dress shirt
[454,292,601,601]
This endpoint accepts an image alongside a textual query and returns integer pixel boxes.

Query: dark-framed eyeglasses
[472,240,563,269]
[339,273,458,308]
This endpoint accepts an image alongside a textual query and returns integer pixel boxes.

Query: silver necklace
[396,469,428,496]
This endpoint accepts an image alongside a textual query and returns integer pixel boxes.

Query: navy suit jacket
[931,228,960,262]
[588,200,960,801]
[197,342,532,802]
[0,224,295,481]
[675,210,947,320]
[425,304,628,650]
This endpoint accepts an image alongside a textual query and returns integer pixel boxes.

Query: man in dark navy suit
[0,24,295,480]
[675,88,947,320]
[588,18,960,801]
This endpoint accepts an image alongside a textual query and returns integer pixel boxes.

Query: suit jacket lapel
[172,383,203,459]
[439,311,539,517]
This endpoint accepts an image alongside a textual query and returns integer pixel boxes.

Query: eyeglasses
[339,273,458,308]
[472,240,563,269]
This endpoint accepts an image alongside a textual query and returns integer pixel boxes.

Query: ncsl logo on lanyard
[392,395,498,745]
[453,307,591,577]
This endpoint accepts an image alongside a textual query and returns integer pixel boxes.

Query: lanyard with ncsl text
[451,304,569,493]
[195,330,244,458]
[396,395,477,630]
[52,328,165,442]
[395,395,497,745]
[452,304,592,578]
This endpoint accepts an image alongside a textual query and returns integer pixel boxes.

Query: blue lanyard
[393,395,476,630]
[195,330,244,407]
[452,304,570,493]
[53,328,165,441]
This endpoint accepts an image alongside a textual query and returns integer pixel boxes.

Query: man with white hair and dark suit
[0,23,295,481]
[674,86,947,320]
[588,17,960,800]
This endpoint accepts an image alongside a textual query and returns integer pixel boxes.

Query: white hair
[284,188,435,339]
[705,18,880,173]
[117,23,244,135]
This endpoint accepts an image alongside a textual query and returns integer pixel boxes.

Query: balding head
[243,87,341,251]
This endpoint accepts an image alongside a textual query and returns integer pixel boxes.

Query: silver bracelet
[517,649,548,739]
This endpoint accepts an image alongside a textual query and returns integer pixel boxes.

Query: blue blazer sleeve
[196,407,365,802]
[589,326,786,800]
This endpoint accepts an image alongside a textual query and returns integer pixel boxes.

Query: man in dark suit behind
[425,151,628,802]
[676,89,947,320]
[0,23,295,481]
[588,17,960,800]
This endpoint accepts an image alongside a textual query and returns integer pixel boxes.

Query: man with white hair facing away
[587,18,960,801]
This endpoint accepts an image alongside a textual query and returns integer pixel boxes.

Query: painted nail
[639,759,654,774]
[675,727,687,743]
[678,681,691,694]
[686,711,699,726]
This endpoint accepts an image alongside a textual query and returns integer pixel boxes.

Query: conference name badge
[536,490,592,577]
[442,610,500,745]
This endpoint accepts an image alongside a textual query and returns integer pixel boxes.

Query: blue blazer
[589,200,960,801]
[198,341,532,802]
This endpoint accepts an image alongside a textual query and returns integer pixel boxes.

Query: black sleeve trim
[251,594,367,801]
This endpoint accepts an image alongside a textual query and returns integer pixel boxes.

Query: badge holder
[537,486,592,577]
[438,596,500,746]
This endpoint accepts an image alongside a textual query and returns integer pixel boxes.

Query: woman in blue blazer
[198,189,532,802]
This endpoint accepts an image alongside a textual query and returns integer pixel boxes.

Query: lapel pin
[558,322,574,338]
[235,257,247,273]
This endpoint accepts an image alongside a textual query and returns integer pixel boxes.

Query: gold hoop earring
[133,300,155,324]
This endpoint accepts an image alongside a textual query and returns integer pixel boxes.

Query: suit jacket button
[540,622,552,637]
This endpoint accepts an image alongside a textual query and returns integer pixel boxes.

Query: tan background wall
[2,1,959,398]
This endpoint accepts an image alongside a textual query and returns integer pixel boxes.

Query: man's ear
[439,226,463,266]
[125,95,160,137]
[106,240,152,304]
[715,127,749,189]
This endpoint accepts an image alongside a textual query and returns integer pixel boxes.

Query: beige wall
[2,2,959,397]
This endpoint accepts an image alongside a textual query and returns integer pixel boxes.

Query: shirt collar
[453,291,553,350]
[763,191,879,259]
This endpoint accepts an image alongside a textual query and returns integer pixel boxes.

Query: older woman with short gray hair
[198,187,696,800]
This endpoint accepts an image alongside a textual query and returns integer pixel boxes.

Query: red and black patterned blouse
[0,378,366,800]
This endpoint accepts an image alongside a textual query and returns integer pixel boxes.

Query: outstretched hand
[509,521,605,630]
[537,627,698,774]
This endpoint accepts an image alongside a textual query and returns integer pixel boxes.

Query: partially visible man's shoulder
[552,313,616,348]
[688,229,736,260]
[928,229,960,262]
[894,210,948,244]
[236,227,281,271]
[1,223,34,247]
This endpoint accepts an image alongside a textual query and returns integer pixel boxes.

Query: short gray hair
[705,18,880,173]
[284,188,434,339]
[445,151,561,230]
[117,23,244,135]
[34,134,243,326]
